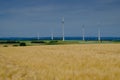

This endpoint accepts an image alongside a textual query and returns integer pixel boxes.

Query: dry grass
[0,44,120,80]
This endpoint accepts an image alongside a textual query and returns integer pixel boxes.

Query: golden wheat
[0,44,120,80]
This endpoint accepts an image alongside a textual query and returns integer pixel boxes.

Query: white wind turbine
[51,32,54,40]
[82,24,85,41]
[62,17,65,41]
[37,32,39,40]
[98,22,101,41]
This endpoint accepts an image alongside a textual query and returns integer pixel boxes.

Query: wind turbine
[51,32,54,40]
[37,32,39,40]
[98,23,101,42]
[62,17,65,41]
[98,27,101,41]
[82,25,85,41]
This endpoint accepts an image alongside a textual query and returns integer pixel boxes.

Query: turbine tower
[98,27,101,41]
[51,32,54,40]
[82,25,85,41]
[37,32,39,40]
[62,17,65,41]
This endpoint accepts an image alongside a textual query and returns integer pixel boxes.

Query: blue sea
[0,37,120,41]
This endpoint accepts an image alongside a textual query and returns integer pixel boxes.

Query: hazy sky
[0,0,120,37]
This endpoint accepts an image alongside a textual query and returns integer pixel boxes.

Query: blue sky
[0,0,120,37]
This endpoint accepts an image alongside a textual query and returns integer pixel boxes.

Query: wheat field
[0,44,120,80]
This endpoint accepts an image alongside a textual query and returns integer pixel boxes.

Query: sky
[0,0,120,37]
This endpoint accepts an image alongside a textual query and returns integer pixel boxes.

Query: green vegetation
[13,44,19,47]
[47,40,59,45]
[0,40,120,46]
[19,42,26,46]
[31,40,46,43]
[112,40,120,43]
[0,40,19,44]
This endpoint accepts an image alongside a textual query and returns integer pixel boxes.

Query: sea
[0,37,120,41]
